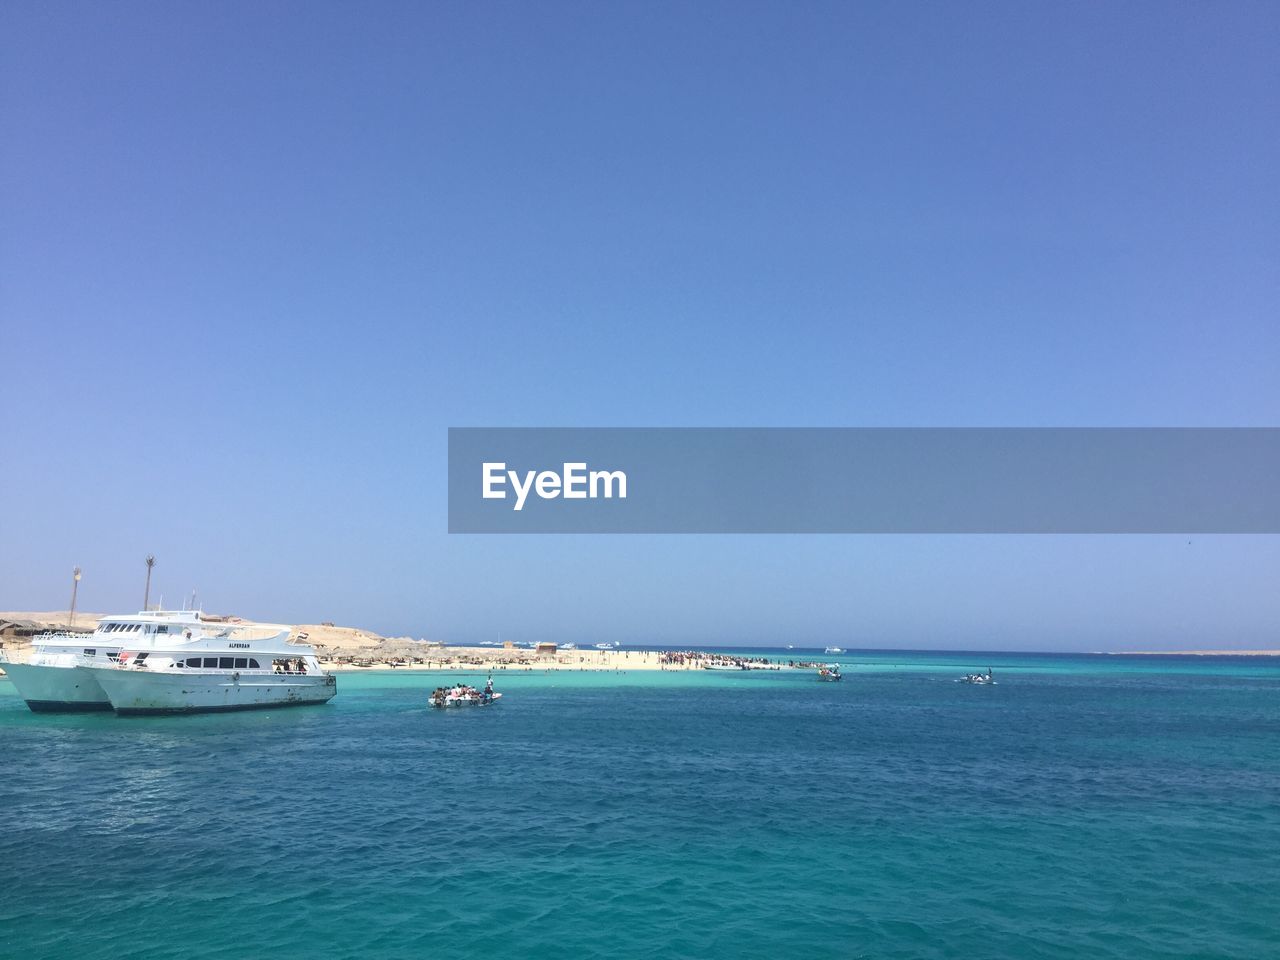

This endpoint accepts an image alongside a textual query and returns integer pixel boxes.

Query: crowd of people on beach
[657,651,778,669]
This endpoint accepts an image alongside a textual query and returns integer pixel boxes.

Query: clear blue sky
[2,1,1277,649]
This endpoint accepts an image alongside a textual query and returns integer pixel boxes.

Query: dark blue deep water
[2,651,1278,959]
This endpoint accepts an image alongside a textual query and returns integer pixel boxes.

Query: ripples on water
[1,654,1278,960]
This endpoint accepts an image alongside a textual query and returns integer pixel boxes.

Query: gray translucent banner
[447,428,1280,533]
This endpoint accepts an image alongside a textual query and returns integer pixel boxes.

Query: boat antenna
[144,555,156,611]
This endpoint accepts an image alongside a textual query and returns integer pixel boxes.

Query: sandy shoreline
[0,614,797,672]
[322,648,701,672]
[1113,650,1280,657]
[5,612,1277,662]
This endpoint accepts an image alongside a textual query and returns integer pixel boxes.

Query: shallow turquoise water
[2,651,1278,959]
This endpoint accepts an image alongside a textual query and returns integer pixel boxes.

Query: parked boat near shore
[79,618,336,715]
[1,610,241,713]
[1,630,118,712]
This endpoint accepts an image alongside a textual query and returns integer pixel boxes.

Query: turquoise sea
[2,649,1278,959]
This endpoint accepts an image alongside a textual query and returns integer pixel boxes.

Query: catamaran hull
[0,661,114,712]
[87,668,338,716]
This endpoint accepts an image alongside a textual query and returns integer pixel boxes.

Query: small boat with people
[959,668,996,685]
[429,676,502,708]
[818,664,842,681]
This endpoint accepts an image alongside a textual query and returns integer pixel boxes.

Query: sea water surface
[2,650,1278,960]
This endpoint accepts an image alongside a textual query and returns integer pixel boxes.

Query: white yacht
[1,627,122,712]
[83,620,336,715]
[824,646,845,654]
[1,611,204,712]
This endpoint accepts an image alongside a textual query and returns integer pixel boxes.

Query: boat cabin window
[156,626,169,634]
[134,653,149,663]
[183,656,261,669]
[83,648,96,656]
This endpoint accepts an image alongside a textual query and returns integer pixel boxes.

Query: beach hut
[535,642,557,657]
[0,619,43,640]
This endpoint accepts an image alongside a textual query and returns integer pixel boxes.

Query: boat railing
[33,630,96,642]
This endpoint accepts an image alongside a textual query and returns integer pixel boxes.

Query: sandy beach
[1115,649,1280,657]
[5,612,1278,665]
[0,611,796,672]
[321,647,695,671]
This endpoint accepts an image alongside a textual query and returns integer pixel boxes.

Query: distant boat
[818,664,842,681]
[594,642,616,650]
[786,644,795,649]
[561,642,577,650]
[824,646,844,654]
[959,669,996,685]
